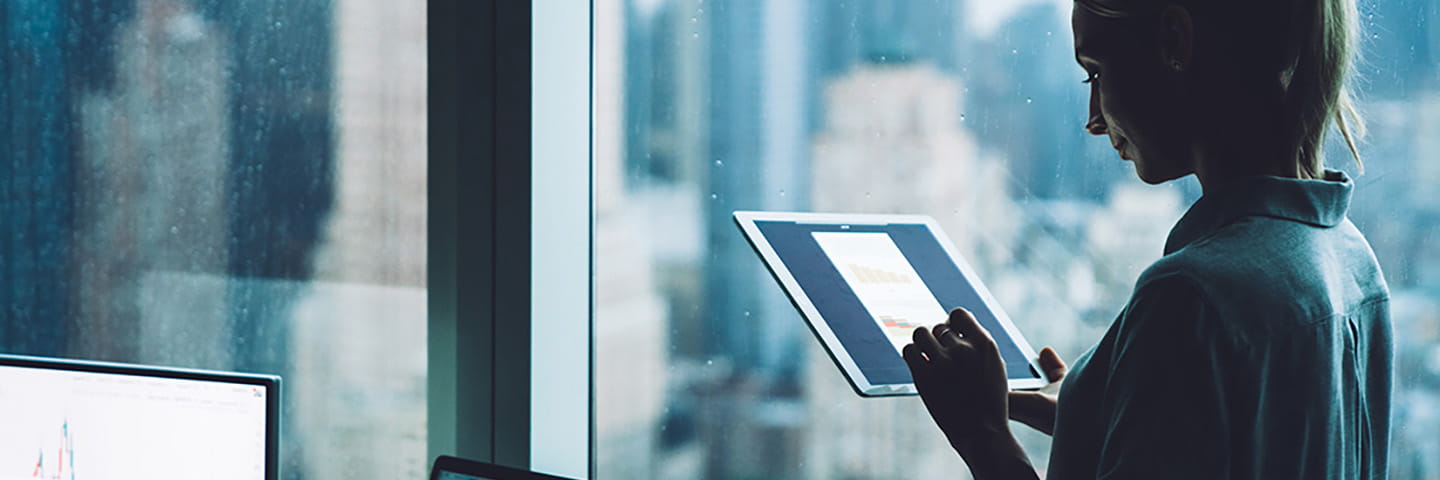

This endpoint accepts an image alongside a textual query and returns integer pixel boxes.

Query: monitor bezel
[0,353,282,480]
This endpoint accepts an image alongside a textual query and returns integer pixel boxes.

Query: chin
[1132,160,1186,185]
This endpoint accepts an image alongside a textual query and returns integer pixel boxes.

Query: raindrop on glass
[714,159,723,167]
[778,189,787,197]
[743,311,751,317]
[1026,97,1033,104]
[959,113,966,122]
[710,193,718,200]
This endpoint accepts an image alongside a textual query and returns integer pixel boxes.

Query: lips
[1112,137,1130,160]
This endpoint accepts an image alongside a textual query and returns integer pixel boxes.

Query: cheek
[1101,78,1176,150]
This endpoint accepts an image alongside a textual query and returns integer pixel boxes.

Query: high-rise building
[0,0,79,355]
[74,0,233,366]
[804,55,1020,480]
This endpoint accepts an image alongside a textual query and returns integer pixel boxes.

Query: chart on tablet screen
[812,232,950,355]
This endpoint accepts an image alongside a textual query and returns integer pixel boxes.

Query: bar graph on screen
[30,420,75,480]
[812,232,950,355]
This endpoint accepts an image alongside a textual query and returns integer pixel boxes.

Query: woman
[903,0,1391,478]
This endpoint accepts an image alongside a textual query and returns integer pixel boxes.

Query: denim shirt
[1047,171,1393,479]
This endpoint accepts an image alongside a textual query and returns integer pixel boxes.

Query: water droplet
[692,32,700,38]
[1371,33,1380,39]
[1011,49,1018,54]
[706,359,714,366]
[1026,97,1033,104]
[778,189,787,197]
[864,192,872,198]
[959,113,967,122]
[710,193,718,199]
[714,159,723,167]
[691,16,698,23]
[274,21,283,28]
[170,226,179,234]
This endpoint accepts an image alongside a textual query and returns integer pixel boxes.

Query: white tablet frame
[733,211,1048,396]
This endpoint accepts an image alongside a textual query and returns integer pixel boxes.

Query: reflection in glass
[1,1,426,478]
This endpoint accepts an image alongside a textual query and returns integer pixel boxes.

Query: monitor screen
[0,361,272,480]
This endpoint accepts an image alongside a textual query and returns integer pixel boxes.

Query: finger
[912,326,945,362]
[937,327,965,349]
[1038,347,1068,383]
[902,344,935,386]
[902,343,928,369]
[932,323,951,338]
[945,307,997,352]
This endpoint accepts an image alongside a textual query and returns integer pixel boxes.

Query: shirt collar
[1164,169,1354,255]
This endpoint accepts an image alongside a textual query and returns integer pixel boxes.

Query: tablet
[734,211,1047,396]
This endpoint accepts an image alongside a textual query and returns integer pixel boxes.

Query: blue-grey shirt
[1048,171,1393,479]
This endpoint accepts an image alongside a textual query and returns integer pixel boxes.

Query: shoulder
[1137,216,1388,339]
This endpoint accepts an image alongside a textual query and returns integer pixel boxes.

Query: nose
[1085,86,1107,135]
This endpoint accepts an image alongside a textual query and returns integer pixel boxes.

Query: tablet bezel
[733,211,1048,396]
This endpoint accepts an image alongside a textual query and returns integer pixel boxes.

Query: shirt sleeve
[1094,272,1233,480]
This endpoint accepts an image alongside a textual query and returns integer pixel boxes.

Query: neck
[1190,126,1299,195]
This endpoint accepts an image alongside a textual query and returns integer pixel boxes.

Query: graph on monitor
[0,364,268,480]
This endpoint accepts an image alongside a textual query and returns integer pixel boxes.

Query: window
[594,1,1440,478]
[1,1,427,478]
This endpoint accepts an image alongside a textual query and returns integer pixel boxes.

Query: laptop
[431,456,577,480]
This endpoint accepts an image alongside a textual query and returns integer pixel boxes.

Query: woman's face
[1071,6,1194,184]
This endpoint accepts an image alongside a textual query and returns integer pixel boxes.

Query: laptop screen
[0,362,271,480]
[436,473,491,480]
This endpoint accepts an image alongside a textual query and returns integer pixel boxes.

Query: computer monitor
[431,456,576,480]
[0,354,280,480]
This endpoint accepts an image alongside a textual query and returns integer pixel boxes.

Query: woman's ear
[1159,4,1195,72]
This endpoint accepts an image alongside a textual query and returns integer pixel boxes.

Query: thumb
[1039,347,1068,383]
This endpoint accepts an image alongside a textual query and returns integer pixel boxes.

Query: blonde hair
[1076,0,1367,178]
[1287,0,1366,178]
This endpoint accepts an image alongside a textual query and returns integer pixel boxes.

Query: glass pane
[0,1,427,478]
[595,0,1440,478]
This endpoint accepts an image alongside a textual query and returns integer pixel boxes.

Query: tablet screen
[753,219,1041,387]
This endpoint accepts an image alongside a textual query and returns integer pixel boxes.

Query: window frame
[428,1,594,478]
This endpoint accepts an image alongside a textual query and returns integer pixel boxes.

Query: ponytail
[1284,0,1365,178]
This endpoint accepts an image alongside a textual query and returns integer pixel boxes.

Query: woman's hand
[1007,347,1067,436]
[903,307,1014,456]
